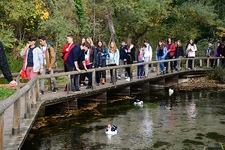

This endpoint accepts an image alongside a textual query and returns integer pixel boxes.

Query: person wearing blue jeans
[156,40,167,75]
[137,44,146,78]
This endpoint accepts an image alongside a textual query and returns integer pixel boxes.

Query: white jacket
[187,44,197,57]
[144,44,152,59]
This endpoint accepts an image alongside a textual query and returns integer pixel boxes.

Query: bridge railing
[0,56,220,150]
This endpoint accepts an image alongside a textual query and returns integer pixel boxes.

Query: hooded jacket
[40,42,56,69]
[205,45,215,57]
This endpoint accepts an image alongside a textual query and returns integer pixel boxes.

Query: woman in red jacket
[165,37,176,73]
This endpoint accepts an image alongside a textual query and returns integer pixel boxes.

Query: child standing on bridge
[137,44,146,79]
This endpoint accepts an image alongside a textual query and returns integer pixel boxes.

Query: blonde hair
[109,42,117,53]
[177,40,182,47]
[86,37,94,46]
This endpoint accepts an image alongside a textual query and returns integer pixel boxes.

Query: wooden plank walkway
[2,69,208,149]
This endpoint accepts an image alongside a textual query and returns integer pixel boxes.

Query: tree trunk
[104,1,116,43]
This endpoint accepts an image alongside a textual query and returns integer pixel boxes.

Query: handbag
[20,52,27,79]
[85,47,92,66]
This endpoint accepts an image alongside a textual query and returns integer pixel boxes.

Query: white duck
[169,88,174,96]
[105,125,117,135]
[133,99,143,105]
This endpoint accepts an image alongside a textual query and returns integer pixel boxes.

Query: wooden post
[178,59,181,71]
[200,59,202,68]
[186,60,188,70]
[113,69,116,85]
[92,71,96,90]
[192,59,195,69]
[151,64,154,72]
[130,66,133,81]
[0,113,4,150]
[207,59,209,68]
[217,59,220,67]
[36,79,40,101]
[12,75,21,135]
[24,90,31,119]
[168,60,171,73]
[144,64,148,78]
[157,63,160,75]
[31,85,36,108]
[67,75,71,94]
[48,78,52,90]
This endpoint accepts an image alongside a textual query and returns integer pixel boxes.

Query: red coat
[62,43,75,64]
[165,43,176,56]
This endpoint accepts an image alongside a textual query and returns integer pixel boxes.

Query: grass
[0,87,16,99]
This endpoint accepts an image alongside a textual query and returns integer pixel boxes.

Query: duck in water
[105,125,117,135]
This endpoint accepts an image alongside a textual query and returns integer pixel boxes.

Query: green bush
[206,66,225,83]
[0,87,16,99]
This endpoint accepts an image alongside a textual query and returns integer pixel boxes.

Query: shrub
[206,66,225,83]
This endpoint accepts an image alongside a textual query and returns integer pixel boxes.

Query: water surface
[22,89,225,150]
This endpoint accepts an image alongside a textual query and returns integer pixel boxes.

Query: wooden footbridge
[0,57,220,150]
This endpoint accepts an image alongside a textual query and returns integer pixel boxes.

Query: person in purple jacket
[214,41,221,68]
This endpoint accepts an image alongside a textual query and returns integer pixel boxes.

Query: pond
[22,88,225,150]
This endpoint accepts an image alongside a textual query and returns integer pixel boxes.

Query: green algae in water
[153,141,171,148]
[196,133,205,137]
[206,132,225,141]
[195,137,203,140]
[182,139,204,145]
[118,104,158,108]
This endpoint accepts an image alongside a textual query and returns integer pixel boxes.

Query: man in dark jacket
[66,41,91,92]
[0,41,17,87]
[218,43,225,67]
[118,39,128,79]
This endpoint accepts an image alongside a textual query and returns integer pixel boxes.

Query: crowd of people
[1,35,225,93]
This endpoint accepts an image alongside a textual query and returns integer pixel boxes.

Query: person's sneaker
[188,68,191,70]
[160,72,163,75]
[97,83,100,86]
[64,88,68,91]
[75,88,82,92]
[52,88,58,93]
[83,82,87,86]
[140,76,144,79]
[86,86,92,89]
[40,91,44,95]
[117,76,121,80]
[125,76,128,79]
[126,77,130,81]
[137,76,139,79]
[194,67,196,70]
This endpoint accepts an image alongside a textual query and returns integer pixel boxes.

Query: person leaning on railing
[0,41,17,87]
[66,41,91,92]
